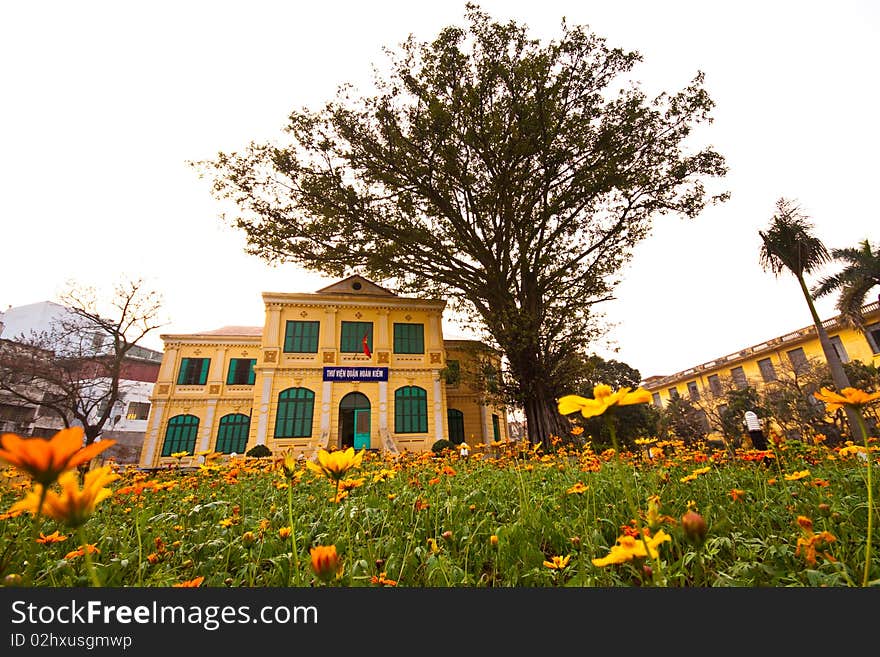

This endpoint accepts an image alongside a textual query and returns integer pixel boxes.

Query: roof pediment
[315,275,397,297]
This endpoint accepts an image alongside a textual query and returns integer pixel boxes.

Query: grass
[0,436,877,587]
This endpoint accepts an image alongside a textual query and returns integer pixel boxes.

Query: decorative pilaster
[199,399,218,453]
[140,399,166,468]
[254,370,276,445]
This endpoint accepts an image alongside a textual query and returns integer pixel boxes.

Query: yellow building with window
[139,276,508,467]
[642,299,880,412]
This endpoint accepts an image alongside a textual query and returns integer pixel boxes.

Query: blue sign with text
[323,367,388,382]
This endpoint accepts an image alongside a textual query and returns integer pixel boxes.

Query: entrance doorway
[339,392,371,450]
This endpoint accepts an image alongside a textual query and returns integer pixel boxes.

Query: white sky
[2,1,877,380]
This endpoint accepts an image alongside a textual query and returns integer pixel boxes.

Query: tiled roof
[198,326,263,336]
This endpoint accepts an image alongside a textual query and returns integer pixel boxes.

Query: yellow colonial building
[643,299,880,409]
[139,276,508,467]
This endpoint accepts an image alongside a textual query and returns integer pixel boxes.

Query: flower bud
[681,510,707,545]
[490,535,499,547]
[310,545,342,582]
[3,574,23,587]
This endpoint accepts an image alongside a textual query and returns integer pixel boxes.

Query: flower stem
[287,482,299,585]
[24,485,49,586]
[855,412,875,587]
[606,416,666,586]
[77,526,101,588]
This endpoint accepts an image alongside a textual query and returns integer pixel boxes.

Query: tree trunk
[797,275,861,438]
[522,387,569,448]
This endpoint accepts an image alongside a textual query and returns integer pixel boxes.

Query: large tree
[195,5,728,446]
[812,238,880,329]
[0,278,165,447]
[758,198,859,438]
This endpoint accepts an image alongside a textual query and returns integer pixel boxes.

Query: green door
[353,408,371,449]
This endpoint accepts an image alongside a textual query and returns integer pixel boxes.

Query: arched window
[161,414,199,456]
[216,413,250,454]
[394,386,427,434]
[447,408,465,443]
[274,388,315,438]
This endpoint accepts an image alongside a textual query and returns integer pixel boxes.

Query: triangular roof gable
[315,275,397,297]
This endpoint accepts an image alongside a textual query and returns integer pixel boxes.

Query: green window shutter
[394,386,427,433]
[161,415,199,456]
[216,413,250,454]
[492,414,501,442]
[393,323,424,354]
[274,388,315,438]
[198,358,210,385]
[246,359,256,385]
[284,321,320,353]
[341,321,373,353]
[447,408,464,442]
[226,359,237,385]
[177,358,188,385]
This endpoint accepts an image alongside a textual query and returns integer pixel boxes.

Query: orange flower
[173,576,205,587]
[566,482,590,495]
[64,544,100,560]
[730,489,746,502]
[813,386,880,412]
[10,466,119,527]
[36,530,68,544]
[370,572,398,587]
[310,545,342,582]
[0,427,115,486]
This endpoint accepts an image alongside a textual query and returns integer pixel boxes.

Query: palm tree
[811,238,880,329]
[758,197,859,438]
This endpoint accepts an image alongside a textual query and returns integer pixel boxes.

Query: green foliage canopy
[194,5,728,446]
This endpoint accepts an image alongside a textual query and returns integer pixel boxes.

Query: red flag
[362,334,371,358]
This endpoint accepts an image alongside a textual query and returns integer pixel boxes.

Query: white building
[0,301,162,463]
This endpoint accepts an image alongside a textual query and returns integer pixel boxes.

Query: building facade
[643,300,880,414]
[139,276,508,467]
[0,301,162,463]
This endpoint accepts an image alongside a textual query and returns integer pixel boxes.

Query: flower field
[2,426,878,587]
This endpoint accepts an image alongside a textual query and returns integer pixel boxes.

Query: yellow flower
[646,495,662,530]
[784,469,811,481]
[170,451,189,459]
[277,449,300,479]
[310,545,342,582]
[566,482,590,495]
[279,526,292,539]
[591,530,671,567]
[0,427,115,486]
[558,384,652,418]
[813,386,880,412]
[306,448,364,483]
[543,555,572,570]
[634,438,657,446]
[11,466,119,528]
